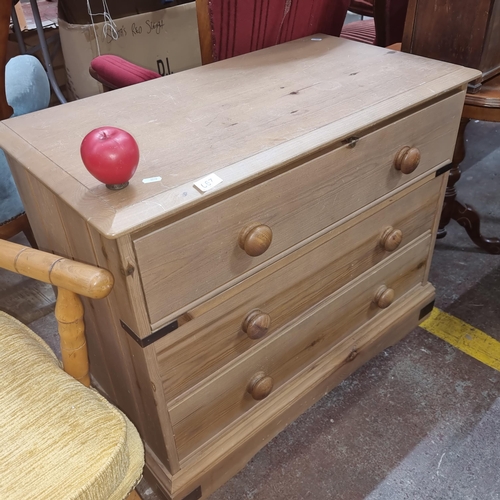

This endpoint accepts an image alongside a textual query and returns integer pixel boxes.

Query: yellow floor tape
[420,308,500,372]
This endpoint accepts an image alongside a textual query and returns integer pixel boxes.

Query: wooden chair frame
[0,238,114,385]
[195,0,213,65]
[0,238,142,499]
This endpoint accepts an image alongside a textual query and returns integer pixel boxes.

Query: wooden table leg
[437,117,500,254]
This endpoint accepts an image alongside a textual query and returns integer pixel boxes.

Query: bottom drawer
[169,233,431,459]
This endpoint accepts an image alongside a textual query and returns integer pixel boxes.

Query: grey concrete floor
[1,121,499,500]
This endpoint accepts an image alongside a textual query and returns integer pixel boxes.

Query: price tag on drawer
[194,173,223,193]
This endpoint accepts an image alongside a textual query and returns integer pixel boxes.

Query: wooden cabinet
[402,0,500,89]
[1,37,478,500]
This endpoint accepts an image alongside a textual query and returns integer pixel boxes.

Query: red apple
[80,126,140,189]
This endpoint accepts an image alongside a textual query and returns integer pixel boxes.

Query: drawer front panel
[157,178,442,401]
[135,92,463,325]
[169,234,431,459]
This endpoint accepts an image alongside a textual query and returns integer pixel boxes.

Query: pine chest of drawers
[1,36,478,499]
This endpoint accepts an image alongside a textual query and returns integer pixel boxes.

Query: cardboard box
[58,0,193,25]
[58,3,202,100]
[14,2,27,31]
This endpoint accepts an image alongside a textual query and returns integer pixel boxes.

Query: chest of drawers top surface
[1,36,478,237]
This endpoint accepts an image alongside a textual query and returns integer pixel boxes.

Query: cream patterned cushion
[0,311,144,500]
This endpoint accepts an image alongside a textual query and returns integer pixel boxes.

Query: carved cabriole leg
[437,117,469,239]
[437,117,500,254]
[453,200,500,254]
[54,288,91,387]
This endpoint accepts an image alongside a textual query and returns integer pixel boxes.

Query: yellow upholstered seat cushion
[0,311,144,500]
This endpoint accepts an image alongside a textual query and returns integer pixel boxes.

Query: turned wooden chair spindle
[0,238,145,499]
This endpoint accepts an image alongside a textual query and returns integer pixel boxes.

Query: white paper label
[194,173,223,193]
[142,176,162,184]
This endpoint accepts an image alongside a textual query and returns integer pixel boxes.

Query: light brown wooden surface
[86,229,179,472]
[195,0,213,65]
[380,226,403,252]
[1,35,476,500]
[126,489,142,500]
[55,288,90,386]
[0,239,113,299]
[169,284,435,499]
[170,234,431,459]
[155,177,441,401]
[0,37,479,238]
[463,72,500,122]
[0,213,36,247]
[135,92,463,325]
[0,238,115,386]
[402,0,500,84]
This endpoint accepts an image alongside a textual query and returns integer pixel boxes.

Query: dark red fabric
[348,0,374,17]
[340,19,376,45]
[209,0,351,61]
[90,55,161,89]
[340,0,409,47]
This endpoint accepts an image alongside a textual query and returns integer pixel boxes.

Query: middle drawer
[155,177,441,402]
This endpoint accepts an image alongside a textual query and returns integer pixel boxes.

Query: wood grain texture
[125,490,142,500]
[0,239,113,298]
[0,236,113,387]
[464,72,500,112]
[156,177,441,401]
[169,234,431,459]
[5,169,117,396]
[195,0,213,65]
[423,173,448,284]
[4,157,72,256]
[402,0,500,82]
[0,213,36,247]
[2,35,472,499]
[135,92,463,324]
[380,226,403,252]
[55,288,90,386]
[168,285,435,499]
[0,37,479,237]
[87,229,179,472]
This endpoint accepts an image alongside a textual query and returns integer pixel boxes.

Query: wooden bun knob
[242,310,271,340]
[239,223,273,257]
[394,146,421,174]
[247,372,274,400]
[373,285,395,309]
[380,227,403,252]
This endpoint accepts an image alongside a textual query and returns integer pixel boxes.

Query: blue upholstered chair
[0,54,50,246]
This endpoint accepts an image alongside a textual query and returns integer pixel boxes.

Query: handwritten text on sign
[102,18,165,43]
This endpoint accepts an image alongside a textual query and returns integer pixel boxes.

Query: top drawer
[134,92,463,325]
